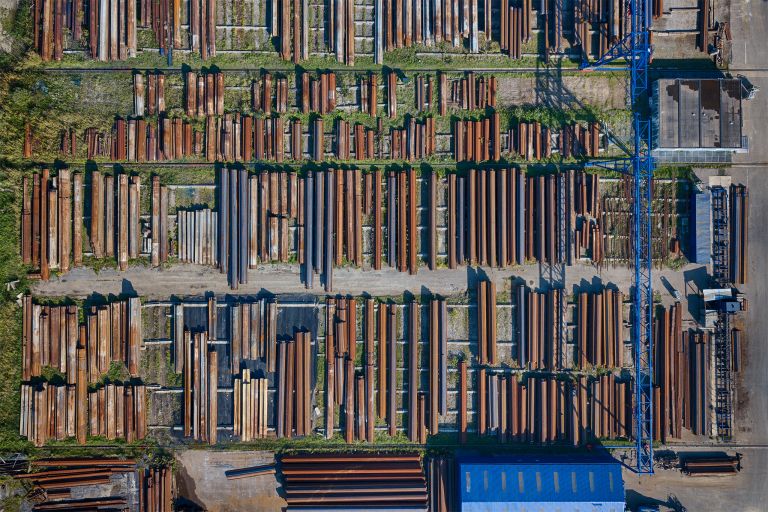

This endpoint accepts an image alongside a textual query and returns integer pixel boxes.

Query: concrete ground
[175,450,284,512]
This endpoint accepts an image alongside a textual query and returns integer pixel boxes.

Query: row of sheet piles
[176,208,218,265]
[328,0,355,64]
[274,331,313,438]
[150,176,170,266]
[227,299,278,374]
[514,286,564,370]
[138,466,174,512]
[476,280,497,365]
[440,72,497,113]
[22,296,142,381]
[133,71,166,117]
[184,70,225,116]
[574,0,630,61]
[269,0,309,62]
[453,113,502,162]
[20,381,146,446]
[576,289,625,368]
[729,184,748,284]
[301,71,337,114]
[476,373,632,444]
[21,170,139,278]
[427,456,456,512]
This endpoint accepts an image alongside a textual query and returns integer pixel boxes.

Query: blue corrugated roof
[458,456,625,508]
[690,189,712,264]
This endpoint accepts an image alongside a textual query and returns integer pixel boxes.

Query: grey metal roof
[655,78,743,150]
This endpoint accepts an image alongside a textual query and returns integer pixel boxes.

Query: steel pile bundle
[575,289,625,368]
[83,0,138,60]
[133,71,166,117]
[653,302,685,442]
[574,0,630,61]
[681,455,741,476]
[86,383,147,441]
[499,1,530,59]
[21,170,80,280]
[176,208,218,265]
[233,368,269,440]
[386,168,418,274]
[426,457,455,512]
[511,121,552,160]
[271,0,309,62]
[729,183,748,284]
[514,285,563,369]
[185,70,225,116]
[187,0,217,58]
[323,298,374,442]
[150,176,170,266]
[445,168,526,269]
[560,122,602,158]
[390,117,436,161]
[453,113,502,162]
[478,374,631,444]
[683,330,709,436]
[301,71,337,113]
[21,296,142,381]
[279,453,427,508]
[352,123,378,160]
[182,330,219,444]
[476,280,497,365]
[275,331,313,438]
[428,298,448,436]
[229,298,278,374]
[413,74,434,112]
[138,466,174,512]
[328,0,355,64]
[15,459,140,511]
[572,170,603,262]
[378,0,488,52]
[20,382,146,445]
[441,72,497,113]
[358,73,378,115]
[525,173,566,264]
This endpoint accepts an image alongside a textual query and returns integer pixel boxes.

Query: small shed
[458,456,625,512]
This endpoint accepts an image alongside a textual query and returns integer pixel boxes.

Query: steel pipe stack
[279,453,427,508]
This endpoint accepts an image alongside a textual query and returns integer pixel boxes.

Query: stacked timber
[328,0,355,64]
[185,70,225,117]
[272,0,309,62]
[181,330,219,444]
[20,382,146,445]
[229,298,278,374]
[514,286,564,370]
[654,302,684,442]
[133,72,166,116]
[21,170,82,280]
[275,332,313,437]
[15,459,138,511]
[453,113,502,162]
[279,453,427,508]
[138,466,174,512]
[476,280,497,365]
[478,374,631,444]
[21,296,142,381]
[358,73,378,115]
[150,176,170,266]
[233,368,269,440]
[729,184,748,284]
[390,117,436,160]
[176,208,218,265]
[445,168,526,269]
[575,289,625,368]
[187,0,217,58]
[386,168,419,274]
[324,298,373,442]
[89,170,142,270]
[301,71,337,113]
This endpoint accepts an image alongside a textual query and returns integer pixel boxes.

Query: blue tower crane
[581,0,655,474]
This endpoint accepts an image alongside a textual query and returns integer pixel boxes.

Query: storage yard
[0,0,766,507]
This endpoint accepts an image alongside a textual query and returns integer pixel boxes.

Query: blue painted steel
[581,0,655,474]
[458,457,625,511]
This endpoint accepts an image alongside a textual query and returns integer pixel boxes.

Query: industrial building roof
[458,456,625,512]
[655,78,743,150]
